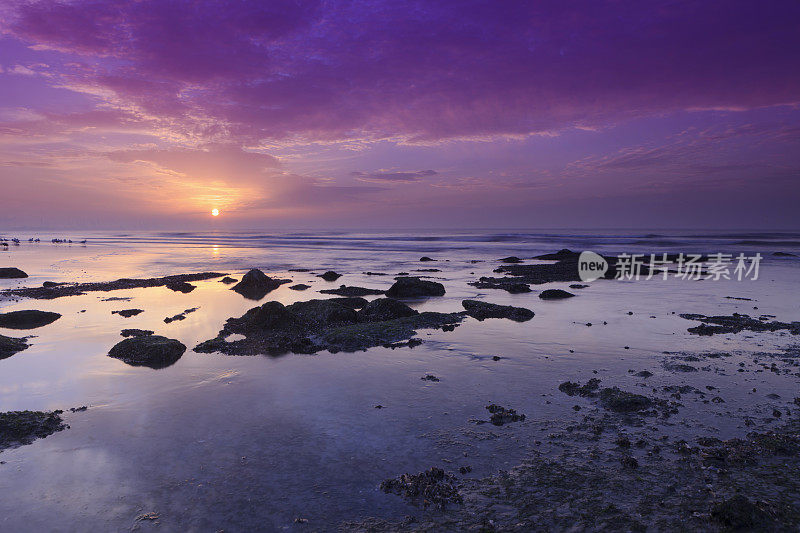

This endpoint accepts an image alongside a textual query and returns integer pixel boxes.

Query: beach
[1,230,799,531]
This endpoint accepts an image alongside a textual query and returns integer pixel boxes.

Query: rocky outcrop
[462,300,534,322]
[539,289,576,300]
[385,277,445,298]
[357,298,418,322]
[231,269,291,300]
[0,334,29,360]
[0,267,28,278]
[107,335,186,369]
[0,310,61,329]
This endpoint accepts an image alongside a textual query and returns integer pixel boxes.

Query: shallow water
[0,230,799,531]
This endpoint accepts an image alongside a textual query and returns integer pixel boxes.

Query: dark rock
[558,379,601,397]
[108,335,186,369]
[380,467,462,509]
[0,334,29,360]
[680,313,800,336]
[320,285,385,297]
[0,267,28,278]
[2,272,226,300]
[0,410,67,451]
[500,256,523,263]
[318,271,342,282]
[120,329,154,337]
[328,297,369,309]
[219,276,237,284]
[0,310,61,329]
[231,269,291,300]
[195,299,463,356]
[414,268,441,272]
[599,387,654,413]
[286,299,358,327]
[358,298,418,322]
[539,289,575,300]
[711,495,771,530]
[421,374,440,382]
[419,256,436,262]
[164,307,199,323]
[635,370,653,378]
[165,281,195,293]
[773,251,796,257]
[569,284,589,289]
[386,277,445,298]
[533,248,579,261]
[486,404,526,425]
[462,300,534,322]
[289,284,310,291]
[505,283,532,293]
[112,309,144,318]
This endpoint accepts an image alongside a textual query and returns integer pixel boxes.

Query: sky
[0,0,798,230]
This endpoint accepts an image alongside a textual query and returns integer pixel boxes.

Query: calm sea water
[0,230,798,531]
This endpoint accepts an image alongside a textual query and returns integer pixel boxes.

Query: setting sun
[211,208,220,217]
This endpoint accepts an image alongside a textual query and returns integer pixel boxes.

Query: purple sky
[1,0,799,230]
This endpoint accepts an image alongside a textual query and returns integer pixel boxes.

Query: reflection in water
[0,230,798,530]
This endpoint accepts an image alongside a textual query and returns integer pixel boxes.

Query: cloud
[1,1,798,144]
[352,169,436,183]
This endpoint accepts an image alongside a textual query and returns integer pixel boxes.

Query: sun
[211,208,220,217]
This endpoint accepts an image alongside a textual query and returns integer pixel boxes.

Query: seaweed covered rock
[711,495,772,530]
[108,335,186,369]
[0,310,61,329]
[539,289,575,300]
[195,299,463,356]
[357,298,418,322]
[386,277,445,298]
[286,299,358,327]
[231,269,290,300]
[598,387,654,413]
[486,404,526,426]
[165,281,195,293]
[0,410,67,451]
[0,267,28,279]
[0,334,29,360]
[462,300,534,322]
[328,297,368,309]
[120,329,153,337]
[380,467,462,509]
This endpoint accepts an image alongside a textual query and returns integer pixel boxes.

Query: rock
[462,300,534,322]
[328,297,369,309]
[386,277,445,298]
[165,281,195,293]
[219,276,237,284]
[635,370,653,378]
[380,467,462,509]
[120,329,154,337]
[419,256,436,262]
[318,271,342,282]
[0,267,28,278]
[2,272,226,300]
[112,309,144,318]
[569,284,589,289]
[231,269,291,300]
[533,248,579,261]
[486,404,526,425]
[711,495,771,530]
[0,310,61,329]
[539,289,575,300]
[680,313,800,336]
[164,307,199,323]
[500,256,523,263]
[421,374,440,382]
[286,299,358,327]
[773,251,796,257]
[107,335,186,369]
[599,387,654,413]
[505,283,531,293]
[289,284,310,291]
[0,410,67,451]
[358,298,418,322]
[558,379,601,397]
[319,285,385,297]
[196,299,463,356]
[0,334,29,360]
